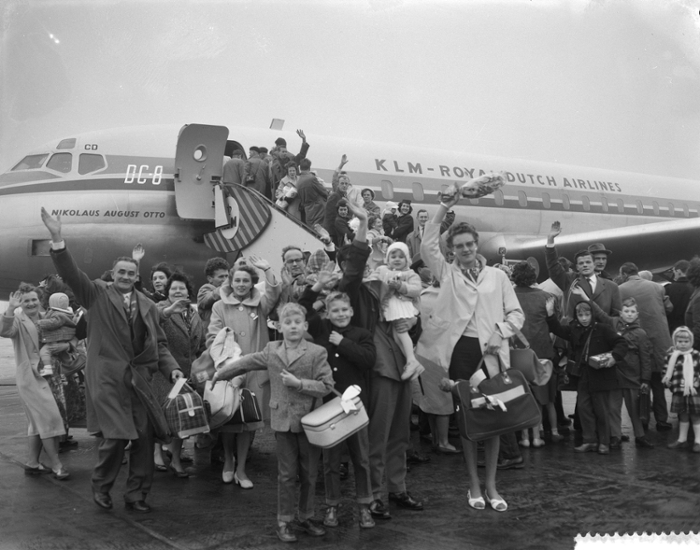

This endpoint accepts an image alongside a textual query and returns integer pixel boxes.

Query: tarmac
[1,329,699,550]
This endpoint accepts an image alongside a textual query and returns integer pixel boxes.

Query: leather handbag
[203,380,240,430]
[229,388,262,424]
[509,329,539,384]
[638,385,651,425]
[455,357,541,442]
[57,348,87,376]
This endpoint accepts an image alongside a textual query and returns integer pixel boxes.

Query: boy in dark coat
[299,279,377,529]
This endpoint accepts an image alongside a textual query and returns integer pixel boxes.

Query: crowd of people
[2,164,699,542]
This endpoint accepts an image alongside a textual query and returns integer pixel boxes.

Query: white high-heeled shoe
[484,491,508,512]
[222,470,234,484]
[467,490,485,510]
[234,472,253,489]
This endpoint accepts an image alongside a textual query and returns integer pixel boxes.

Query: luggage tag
[339,385,361,414]
[167,377,188,399]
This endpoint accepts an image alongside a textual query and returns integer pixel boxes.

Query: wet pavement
[1,347,699,549]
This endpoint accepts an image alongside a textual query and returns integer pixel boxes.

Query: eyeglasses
[285,258,304,264]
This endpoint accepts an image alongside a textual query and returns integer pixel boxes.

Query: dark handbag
[638,385,651,425]
[565,330,593,378]
[455,357,542,442]
[56,348,87,376]
[509,329,539,384]
[229,388,262,424]
[129,364,171,443]
[164,379,210,438]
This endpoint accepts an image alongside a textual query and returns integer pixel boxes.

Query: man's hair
[282,245,303,262]
[112,256,139,269]
[325,291,351,310]
[229,265,259,285]
[446,222,479,249]
[417,209,428,217]
[511,261,537,288]
[674,260,690,273]
[573,250,593,264]
[231,149,244,158]
[149,262,172,282]
[336,244,353,269]
[278,302,307,321]
[686,257,700,287]
[619,262,639,276]
[164,271,195,300]
[557,256,574,272]
[205,257,230,278]
[621,297,637,309]
[299,158,312,171]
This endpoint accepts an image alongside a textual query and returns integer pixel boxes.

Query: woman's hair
[686,257,700,288]
[397,200,413,215]
[672,326,694,348]
[229,265,259,286]
[361,188,375,200]
[286,162,297,174]
[204,257,230,278]
[18,282,42,299]
[164,271,194,300]
[368,215,378,229]
[446,222,479,249]
[150,262,172,283]
[511,261,536,287]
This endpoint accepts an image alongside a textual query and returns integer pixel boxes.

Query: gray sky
[2,0,699,179]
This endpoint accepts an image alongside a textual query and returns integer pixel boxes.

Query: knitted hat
[48,292,71,313]
[385,242,410,265]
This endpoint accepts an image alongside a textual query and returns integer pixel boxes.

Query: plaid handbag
[229,388,262,424]
[164,379,210,438]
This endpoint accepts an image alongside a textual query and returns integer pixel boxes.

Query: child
[299,280,377,529]
[579,292,655,448]
[366,216,391,270]
[370,242,421,380]
[211,302,334,543]
[36,292,78,377]
[662,327,700,452]
[550,301,628,455]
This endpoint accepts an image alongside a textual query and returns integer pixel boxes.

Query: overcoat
[51,247,179,439]
[417,222,524,377]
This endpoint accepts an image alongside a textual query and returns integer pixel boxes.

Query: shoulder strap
[510,327,530,349]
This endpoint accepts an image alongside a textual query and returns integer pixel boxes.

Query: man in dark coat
[40,208,183,513]
[296,158,328,228]
[244,146,272,199]
[666,260,693,335]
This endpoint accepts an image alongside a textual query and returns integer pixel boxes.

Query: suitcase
[301,390,368,449]
[164,380,210,438]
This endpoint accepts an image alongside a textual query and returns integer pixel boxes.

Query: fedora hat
[587,243,612,255]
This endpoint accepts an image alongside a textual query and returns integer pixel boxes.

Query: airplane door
[174,124,229,220]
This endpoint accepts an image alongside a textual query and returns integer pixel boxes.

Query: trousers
[275,431,320,522]
[323,426,372,506]
[578,385,611,446]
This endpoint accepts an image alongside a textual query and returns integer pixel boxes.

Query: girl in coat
[663,327,700,452]
[370,242,422,380]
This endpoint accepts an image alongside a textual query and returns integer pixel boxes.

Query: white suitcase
[302,393,368,449]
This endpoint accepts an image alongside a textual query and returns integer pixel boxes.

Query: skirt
[384,296,419,322]
[670,392,700,416]
[448,337,484,440]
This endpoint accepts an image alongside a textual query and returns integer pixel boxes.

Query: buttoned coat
[545,245,622,319]
[296,171,328,228]
[619,276,673,371]
[156,301,206,377]
[51,247,179,439]
[0,310,66,439]
[418,222,525,376]
[217,339,334,432]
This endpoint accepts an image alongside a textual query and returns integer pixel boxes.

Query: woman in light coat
[207,256,281,487]
[1,285,68,479]
[418,192,524,513]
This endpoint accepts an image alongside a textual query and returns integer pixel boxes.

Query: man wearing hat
[588,243,613,280]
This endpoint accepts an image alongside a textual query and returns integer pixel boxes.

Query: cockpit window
[78,153,106,175]
[11,154,49,171]
[46,153,73,173]
[57,138,76,150]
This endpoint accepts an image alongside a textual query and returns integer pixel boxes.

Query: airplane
[1,122,699,296]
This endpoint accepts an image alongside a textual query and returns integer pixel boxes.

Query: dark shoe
[574,443,598,453]
[339,462,349,480]
[125,500,152,513]
[693,443,700,453]
[388,491,424,511]
[436,444,461,454]
[620,434,630,442]
[52,468,70,480]
[276,522,298,543]
[635,436,655,448]
[667,440,689,450]
[609,437,621,449]
[294,519,325,537]
[359,506,375,528]
[93,492,113,510]
[656,421,673,432]
[24,464,51,476]
[497,457,525,470]
[369,499,391,519]
[550,433,565,443]
[179,454,193,463]
[168,464,190,478]
[323,506,338,527]
[597,445,610,455]
[406,450,430,465]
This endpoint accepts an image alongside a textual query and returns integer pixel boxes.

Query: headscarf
[663,326,697,396]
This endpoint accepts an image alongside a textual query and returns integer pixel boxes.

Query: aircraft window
[635,200,643,214]
[668,202,675,216]
[652,201,660,216]
[601,197,609,212]
[380,180,394,200]
[562,194,570,210]
[494,189,504,206]
[683,203,690,217]
[616,199,624,213]
[31,239,52,257]
[412,182,424,202]
[582,196,591,212]
[517,191,527,207]
[12,154,49,171]
[78,154,106,175]
[46,153,72,173]
[57,138,76,150]
[542,192,551,209]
